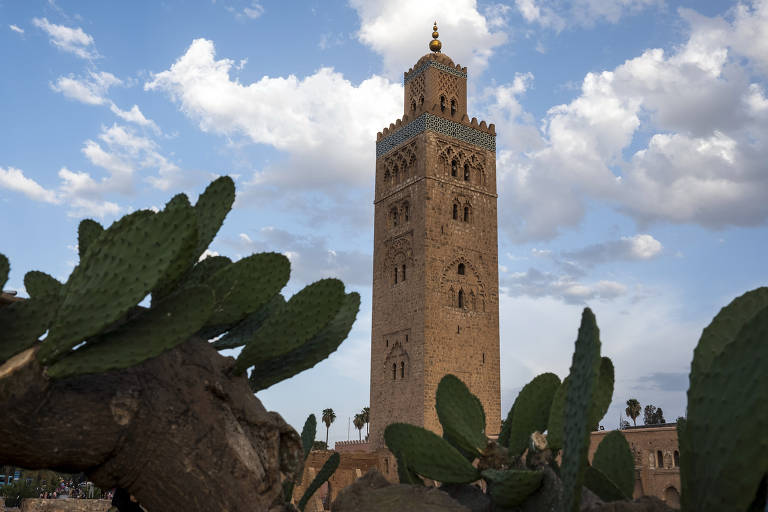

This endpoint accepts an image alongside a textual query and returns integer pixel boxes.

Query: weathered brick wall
[589,426,681,507]
[20,499,111,512]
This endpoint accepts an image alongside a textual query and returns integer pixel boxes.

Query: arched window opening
[458,263,465,275]
[464,206,470,222]
[440,95,446,112]
[419,95,424,106]
[464,163,470,181]
[386,339,389,347]
[451,159,457,177]
[394,267,398,284]
[393,165,399,183]
[482,352,485,364]
[402,264,406,281]
[404,204,410,221]
[411,100,416,111]
[400,361,405,378]
[452,203,458,220]
[673,450,680,467]
[405,334,408,342]
[392,363,397,380]
[450,99,457,116]
[657,451,664,468]
[392,208,399,227]
[458,289,465,308]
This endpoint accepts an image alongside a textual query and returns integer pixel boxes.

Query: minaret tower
[369,24,500,450]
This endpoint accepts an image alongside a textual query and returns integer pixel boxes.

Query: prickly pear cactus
[545,376,569,452]
[482,468,543,507]
[590,357,614,429]
[682,290,768,511]
[24,271,62,299]
[561,308,602,512]
[77,219,103,260]
[506,372,560,456]
[0,253,9,290]
[0,293,59,364]
[436,374,487,456]
[384,423,480,484]
[589,430,634,500]
[297,452,340,511]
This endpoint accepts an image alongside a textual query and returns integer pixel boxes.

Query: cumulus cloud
[514,0,663,31]
[0,167,59,204]
[490,2,768,242]
[502,267,627,304]
[9,24,24,34]
[562,234,663,265]
[50,71,121,105]
[229,227,372,287]
[32,17,98,59]
[109,104,161,133]
[349,0,507,78]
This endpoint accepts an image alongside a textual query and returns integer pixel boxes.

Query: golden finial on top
[429,21,442,53]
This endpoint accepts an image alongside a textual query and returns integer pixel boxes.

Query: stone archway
[664,486,680,508]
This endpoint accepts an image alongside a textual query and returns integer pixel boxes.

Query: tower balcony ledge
[377,109,495,142]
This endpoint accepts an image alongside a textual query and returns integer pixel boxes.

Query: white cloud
[563,234,663,264]
[109,104,161,133]
[145,38,401,211]
[502,267,628,305]
[349,0,507,78]
[32,17,98,59]
[9,24,24,34]
[490,2,768,242]
[242,2,264,19]
[514,0,662,31]
[0,167,59,204]
[50,71,121,105]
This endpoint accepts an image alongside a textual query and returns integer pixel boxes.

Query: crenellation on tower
[369,24,500,455]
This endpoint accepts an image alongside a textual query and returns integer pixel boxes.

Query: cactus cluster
[384,308,637,511]
[385,290,768,511]
[0,176,360,399]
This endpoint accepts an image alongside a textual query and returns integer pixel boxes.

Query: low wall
[20,499,111,512]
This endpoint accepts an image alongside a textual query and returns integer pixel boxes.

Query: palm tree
[353,414,365,441]
[361,407,370,436]
[321,408,336,448]
[626,398,641,426]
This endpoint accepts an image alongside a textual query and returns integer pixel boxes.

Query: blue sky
[2,0,767,443]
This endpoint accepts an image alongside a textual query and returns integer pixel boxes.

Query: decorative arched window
[440,95,446,112]
[451,159,457,177]
[464,163,470,181]
[657,450,664,468]
[458,263,465,275]
[386,339,389,347]
[673,450,680,467]
[411,100,416,111]
[451,99,456,116]
[400,361,405,378]
[393,165,399,184]
[464,206,470,222]
[458,289,465,309]
[392,363,397,380]
[402,264,406,281]
[452,203,458,220]
[394,267,398,284]
[392,208,399,227]
[419,95,424,106]
[470,291,476,310]
[403,203,410,221]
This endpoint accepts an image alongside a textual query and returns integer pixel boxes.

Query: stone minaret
[369,23,500,452]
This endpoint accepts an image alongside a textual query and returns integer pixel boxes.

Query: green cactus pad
[47,285,214,379]
[498,405,513,448]
[298,452,340,512]
[561,308,602,512]
[507,372,561,456]
[584,465,627,503]
[24,271,62,299]
[0,253,8,290]
[151,199,199,302]
[394,450,424,486]
[38,207,198,365]
[193,176,235,259]
[591,431,634,499]
[77,219,103,260]
[590,357,614,429]
[0,295,59,364]
[185,256,232,288]
[683,301,768,511]
[481,468,543,507]
[247,292,359,391]
[235,278,345,375]
[436,374,487,456]
[301,414,317,460]
[384,423,480,484]
[212,294,285,350]
[546,376,569,452]
[205,252,290,329]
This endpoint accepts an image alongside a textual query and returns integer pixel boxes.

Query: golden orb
[429,21,442,52]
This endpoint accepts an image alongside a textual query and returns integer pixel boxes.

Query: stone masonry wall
[20,499,111,512]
